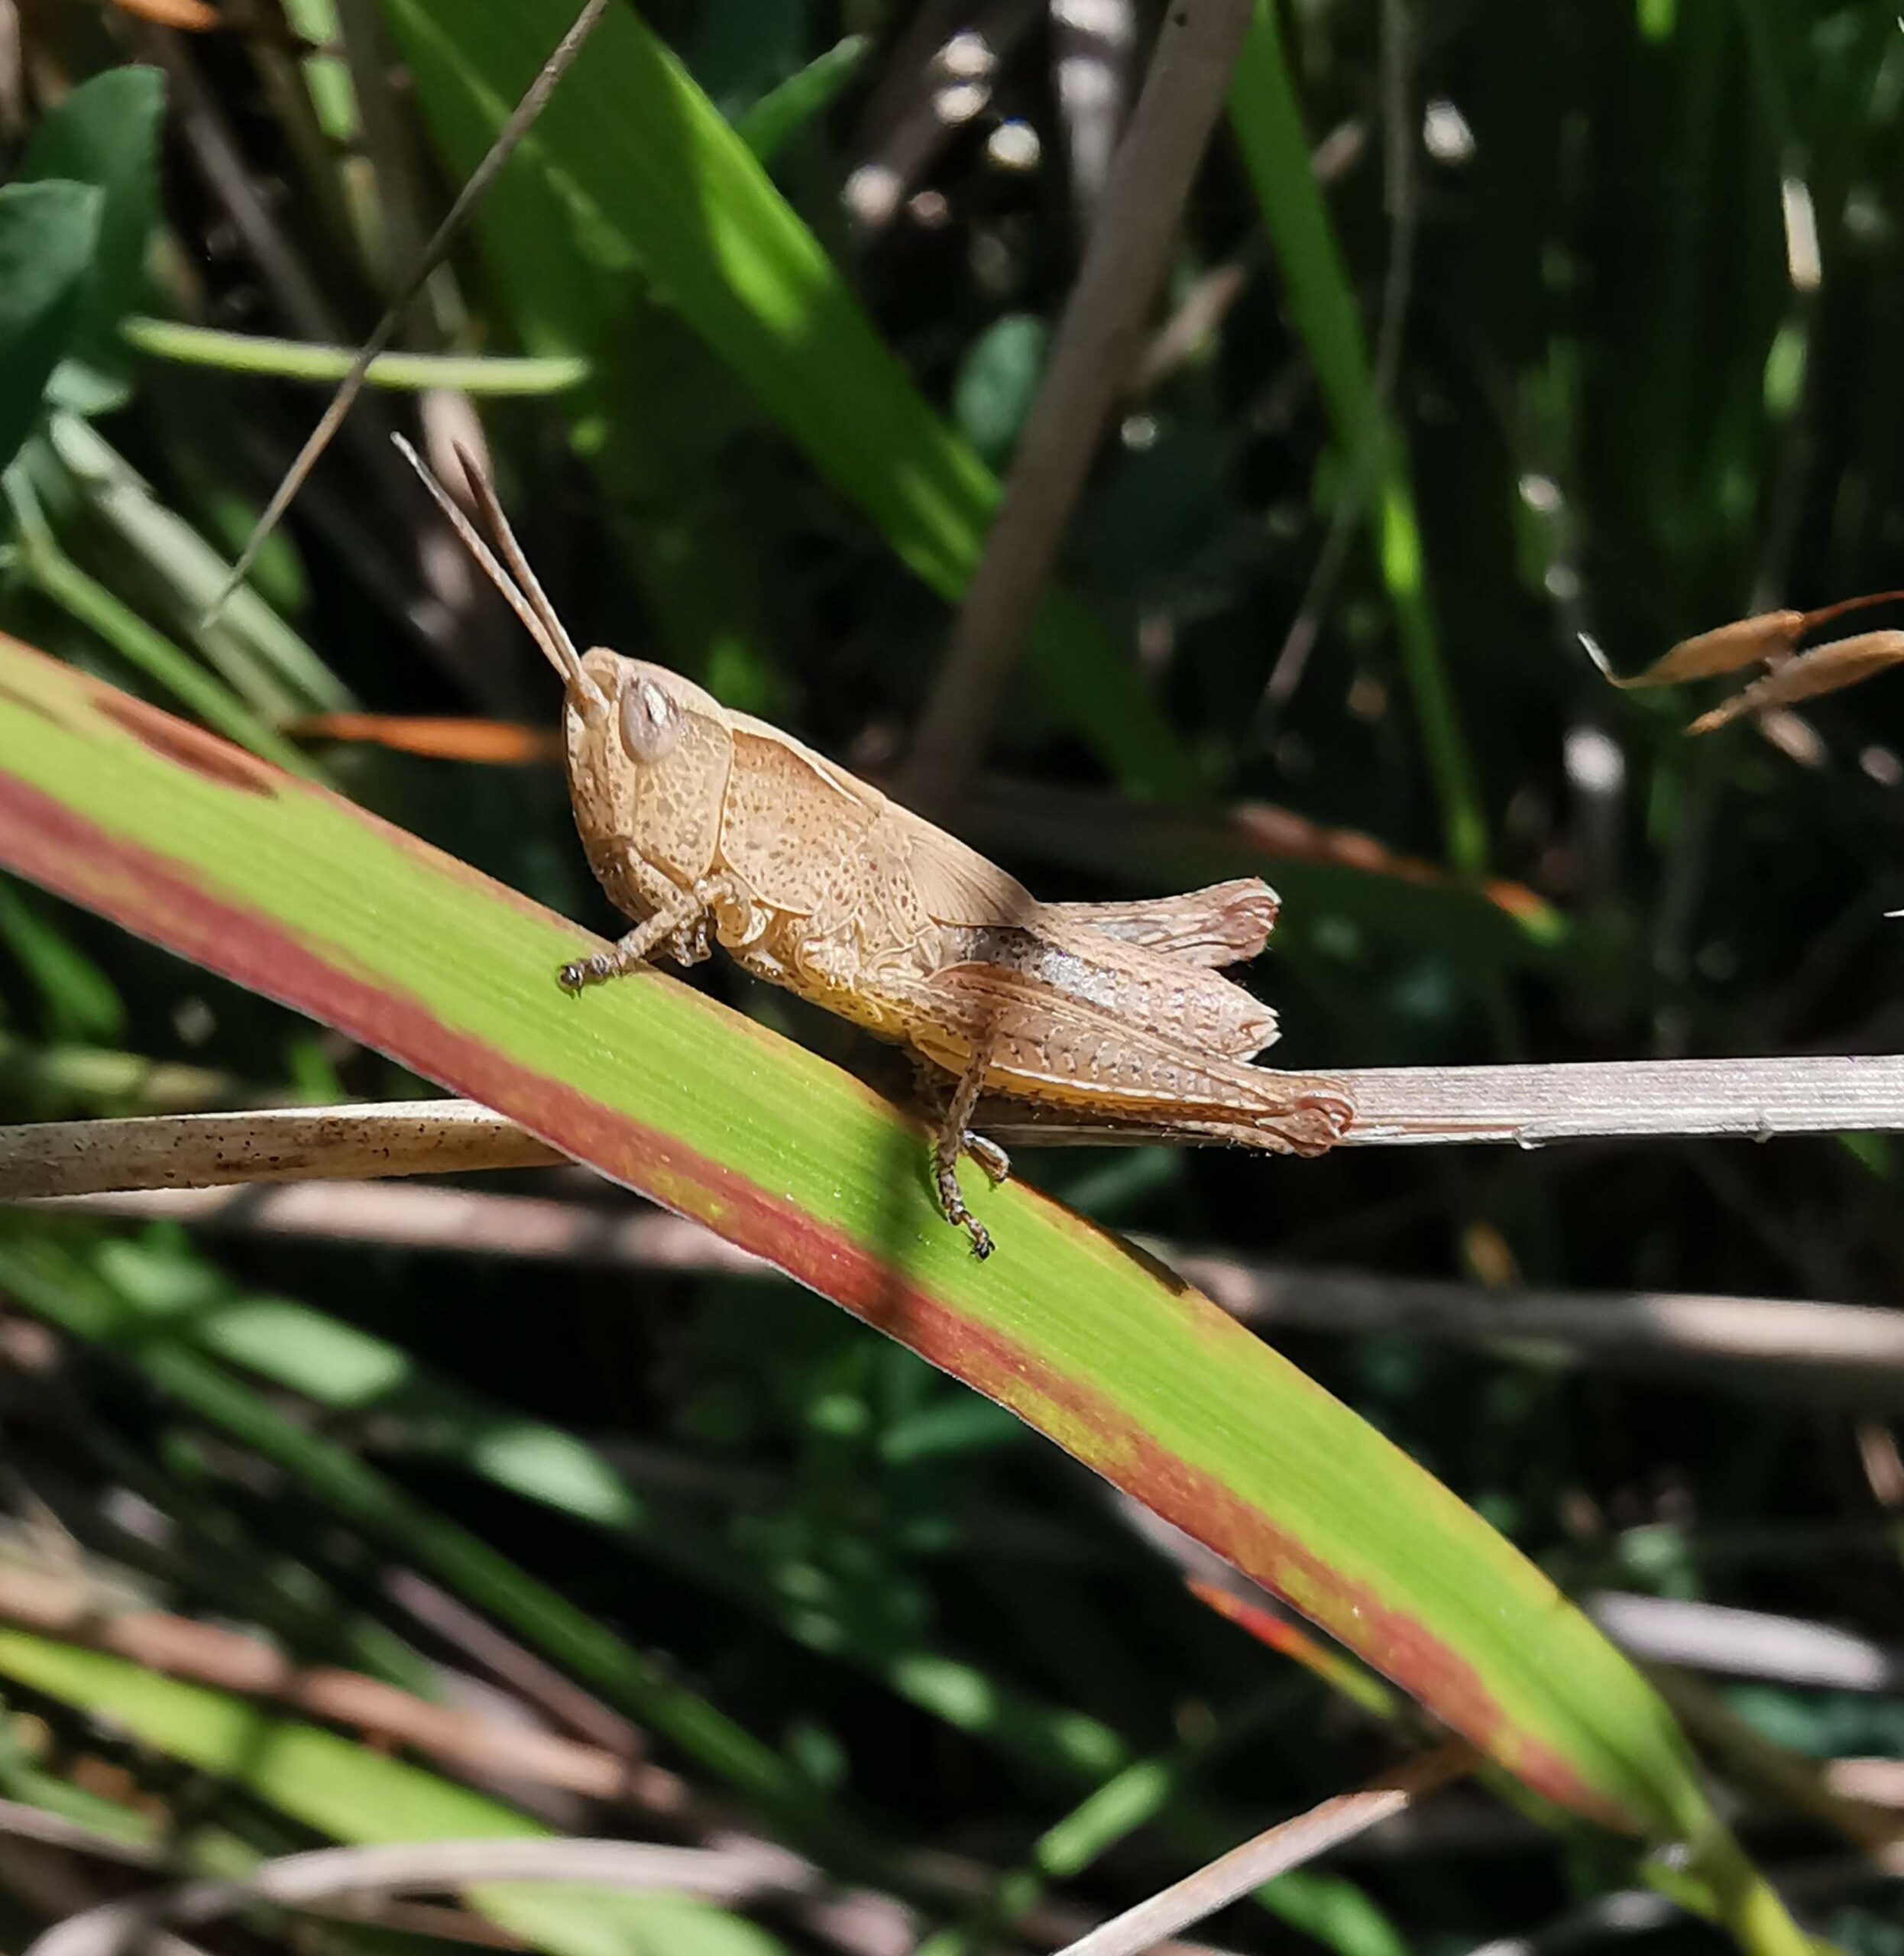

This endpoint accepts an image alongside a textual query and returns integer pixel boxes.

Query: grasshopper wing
[902,963,1351,1156]
[900,820,1042,925]
[1041,878,1281,967]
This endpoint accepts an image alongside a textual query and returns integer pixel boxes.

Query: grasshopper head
[569,649,733,886]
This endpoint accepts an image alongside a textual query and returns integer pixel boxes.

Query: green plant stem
[1671,1822,1820,1956]
[121,316,590,393]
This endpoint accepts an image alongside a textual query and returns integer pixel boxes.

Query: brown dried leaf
[286,714,561,763]
[109,0,221,26]
[1611,610,1807,688]
[1607,589,1904,691]
[1687,630,1904,734]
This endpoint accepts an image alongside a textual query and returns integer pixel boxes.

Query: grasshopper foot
[559,951,633,993]
[560,896,715,995]
[932,1133,996,1259]
[963,1132,1011,1186]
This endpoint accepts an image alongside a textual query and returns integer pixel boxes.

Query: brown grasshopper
[397,439,1355,1258]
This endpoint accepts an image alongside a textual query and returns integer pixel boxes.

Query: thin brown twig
[0,1563,685,1812]
[6,1053,1903,1201]
[381,1568,657,1764]
[902,0,1256,812]
[28,1180,763,1264]
[0,1799,169,1869]
[1168,1250,1904,1404]
[22,1838,826,1956]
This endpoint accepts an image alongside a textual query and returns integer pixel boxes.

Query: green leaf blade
[18,66,164,410]
[0,182,102,471]
[0,1631,790,1956]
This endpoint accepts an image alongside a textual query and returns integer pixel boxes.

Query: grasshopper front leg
[559,876,728,992]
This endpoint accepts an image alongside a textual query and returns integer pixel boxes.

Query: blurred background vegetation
[0,0,1902,1950]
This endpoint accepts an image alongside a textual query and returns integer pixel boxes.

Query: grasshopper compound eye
[619,674,683,763]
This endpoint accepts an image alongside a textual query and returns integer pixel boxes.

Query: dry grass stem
[24,1838,823,1956]
[8,1054,1902,1200]
[0,1101,563,1197]
[1050,1744,1473,1956]
[1586,1594,1904,1695]
[903,0,1255,808]
[0,1565,686,1814]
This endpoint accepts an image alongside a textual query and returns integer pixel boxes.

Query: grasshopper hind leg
[910,1057,1012,1180]
[962,1131,1011,1186]
[918,1044,1003,1259]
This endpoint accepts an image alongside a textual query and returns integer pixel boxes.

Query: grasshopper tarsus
[934,1164,996,1258]
[934,1170,996,1260]
[560,901,710,994]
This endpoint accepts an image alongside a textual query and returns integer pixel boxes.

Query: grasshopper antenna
[203,0,616,627]
[390,435,607,720]
[443,440,591,690]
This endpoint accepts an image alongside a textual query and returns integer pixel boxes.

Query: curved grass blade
[0,636,1809,1949]
[121,319,590,393]
[0,1227,887,1880]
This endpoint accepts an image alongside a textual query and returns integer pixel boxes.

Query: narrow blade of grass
[1228,4,1485,871]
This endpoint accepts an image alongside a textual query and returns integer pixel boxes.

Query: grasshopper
[397,439,1355,1258]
